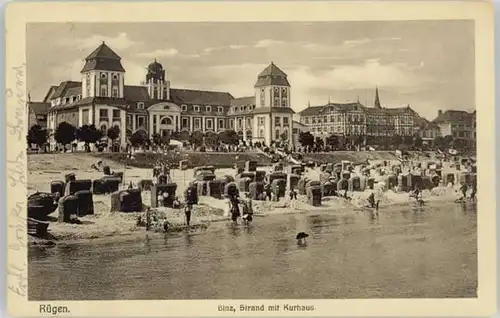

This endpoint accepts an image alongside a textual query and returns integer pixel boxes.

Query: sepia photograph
[6,1,496,317]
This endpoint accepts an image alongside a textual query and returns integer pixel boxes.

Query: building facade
[29,42,295,148]
[298,88,419,141]
[431,109,476,141]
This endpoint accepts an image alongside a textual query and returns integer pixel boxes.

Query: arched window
[100,125,107,134]
[160,117,172,125]
[259,129,264,138]
[275,129,280,139]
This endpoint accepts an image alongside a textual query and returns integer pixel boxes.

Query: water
[28,202,477,300]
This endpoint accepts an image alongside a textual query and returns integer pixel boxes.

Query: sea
[28,201,477,300]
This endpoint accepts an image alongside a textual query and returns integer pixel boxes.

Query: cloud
[229,44,247,49]
[60,32,138,51]
[50,59,85,81]
[254,39,285,48]
[137,48,179,59]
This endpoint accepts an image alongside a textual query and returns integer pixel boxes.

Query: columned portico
[147,102,182,138]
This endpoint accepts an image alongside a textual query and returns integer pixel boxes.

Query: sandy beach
[28,153,467,246]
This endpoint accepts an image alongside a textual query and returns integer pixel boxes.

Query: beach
[27,152,468,246]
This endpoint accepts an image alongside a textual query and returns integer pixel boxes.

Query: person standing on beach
[289,190,295,209]
[184,204,192,226]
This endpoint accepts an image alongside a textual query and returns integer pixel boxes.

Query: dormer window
[112,74,119,80]
[101,73,108,79]
[181,105,187,111]
[205,106,211,112]
[194,105,200,112]
[65,97,70,104]
[218,106,223,113]
[137,102,144,109]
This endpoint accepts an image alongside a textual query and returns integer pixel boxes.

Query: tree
[433,136,445,148]
[218,130,239,145]
[27,124,48,150]
[151,133,162,145]
[190,131,204,147]
[355,135,365,146]
[76,124,102,152]
[54,122,77,148]
[403,136,413,146]
[279,131,288,142]
[413,136,423,148]
[205,133,219,148]
[107,126,120,142]
[129,130,149,147]
[314,137,324,150]
[298,131,314,149]
[443,135,454,148]
[391,135,403,147]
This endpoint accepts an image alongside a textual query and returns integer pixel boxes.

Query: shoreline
[28,188,468,248]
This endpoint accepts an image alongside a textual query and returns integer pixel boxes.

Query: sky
[27,21,475,120]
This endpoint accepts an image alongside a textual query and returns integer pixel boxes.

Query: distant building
[28,42,295,148]
[432,109,475,141]
[298,88,418,141]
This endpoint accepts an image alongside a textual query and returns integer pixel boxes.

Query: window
[194,118,201,129]
[283,117,289,126]
[229,119,234,129]
[99,109,108,120]
[182,118,189,128]
[207,119,213,130]
[65,98,70,104]
[112,74,119,80]
[304,117,309,124]
[101,73,107,79]
[275,117,281,126]
[205,106,211,112]
[137,102,144,109]
[194,105,200,112]
[260,88,265,106]
[127,115,132,126]
[238,118,243,129]
[181,105,187,111]
[100,86,108,97]
[137,116,145,127]
[100,124,107,133]
[218,106,223,113]
[275,129,280,139]
[258,117,265,126]
[112,87,118,97]
[112,110,120,119]
[219,119,224,129]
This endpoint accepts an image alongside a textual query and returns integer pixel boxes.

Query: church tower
[81,41,125,99]
[145,59,170,100]
[374,86,382,109]
[254,62,291,108]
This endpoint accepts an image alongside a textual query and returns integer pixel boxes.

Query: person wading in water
[230,195,241,224]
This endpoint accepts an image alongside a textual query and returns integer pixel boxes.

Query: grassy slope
[29,150,434,171]
[92,152,274,169]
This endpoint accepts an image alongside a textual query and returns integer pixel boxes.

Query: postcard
[6,1,496,316]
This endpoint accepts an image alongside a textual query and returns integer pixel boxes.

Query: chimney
[438,109,443,116]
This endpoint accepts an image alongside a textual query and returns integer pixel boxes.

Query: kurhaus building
[30,42,295,147]
[298,88,419,141]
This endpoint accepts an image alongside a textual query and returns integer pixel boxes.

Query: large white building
[29,41,295,147]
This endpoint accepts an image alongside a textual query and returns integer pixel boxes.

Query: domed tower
[145,59,170,100]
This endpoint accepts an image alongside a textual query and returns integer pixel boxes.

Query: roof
[254,63,290,87]
[258,62,287,77]
[49,97,129,111]
[29,102,51,115]
[85,42,121,60]
[230,96,255,107]
[124,85,150,101]
[299,102,365,116]
[51,81,82,99]
[81,59,125,73]
[169,88,234,106]
[252,106,295,115]
[43,86,58,103]
[81,42,125,72]
[432,110,473,124]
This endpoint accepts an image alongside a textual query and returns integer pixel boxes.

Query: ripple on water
[28,202,477,300]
